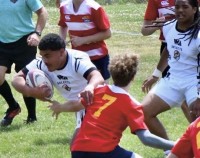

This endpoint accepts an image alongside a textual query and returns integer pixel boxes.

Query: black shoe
[24,117,37,124]
[0,106,21,127]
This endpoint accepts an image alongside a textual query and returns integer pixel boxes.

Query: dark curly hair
[38,33,66,51]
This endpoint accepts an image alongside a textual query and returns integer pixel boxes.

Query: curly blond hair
[109,53,139,87]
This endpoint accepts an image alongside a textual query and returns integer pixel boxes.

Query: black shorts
[0,34,37,73]
[71,146,133,158]
[92,54,110,80]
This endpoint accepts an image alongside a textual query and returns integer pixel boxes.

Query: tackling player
[49,53,175,158]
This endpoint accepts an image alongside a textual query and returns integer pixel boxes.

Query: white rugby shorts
[75,109,86,129]
[150,76,199,107]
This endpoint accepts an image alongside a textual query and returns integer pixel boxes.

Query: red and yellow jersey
[144,0,175,41]
[71,85,147,152]
[58,0,110,60]
[172,117,200,158]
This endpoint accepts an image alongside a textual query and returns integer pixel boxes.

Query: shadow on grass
[0,124,21,132]
[34,137,71,146]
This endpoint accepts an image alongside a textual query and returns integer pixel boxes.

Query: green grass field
[0,4,189,158]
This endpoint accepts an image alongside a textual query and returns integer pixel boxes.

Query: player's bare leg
[0,66,7,85]
[181,101,192,123]
[188,100,200,121]
[142,93,170,139]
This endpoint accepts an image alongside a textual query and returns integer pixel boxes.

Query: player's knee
[142,104,155,119]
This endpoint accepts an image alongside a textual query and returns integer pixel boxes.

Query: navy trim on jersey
[57,53,68,70]
[37,59,42,70]
[22,67,29,76]
[75,57,82,72]
[197,53,200,79]
[83,67,97,80]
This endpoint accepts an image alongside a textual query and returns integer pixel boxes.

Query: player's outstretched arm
[141,20,161,36]
[136,129,175,150]
[142,47,169,93]
[48,100,84,119]
[81,70,104,105]
[27,7,48,46]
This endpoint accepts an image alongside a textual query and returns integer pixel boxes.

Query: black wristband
[33,31,41,36]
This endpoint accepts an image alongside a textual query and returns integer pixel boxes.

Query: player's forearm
[12,76,33,97]
[59,26,68,40]
[141,26,158,36]
[60,101,84,112]
[136,130,175,150]
[84,29,111,44]
[35,7,48,33]
[156,46,169,72]
[143,134,174,150]
[87,70,104,88]
[141,20,159,36]
[51,101,84,113]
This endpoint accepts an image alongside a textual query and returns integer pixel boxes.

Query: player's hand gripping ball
[26,69,54,99]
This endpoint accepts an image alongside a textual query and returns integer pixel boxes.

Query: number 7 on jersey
[93,94,117,118]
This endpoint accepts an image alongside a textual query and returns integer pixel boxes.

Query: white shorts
[131,153,142,158]
[150,76,199,107]
[75,109,86,129]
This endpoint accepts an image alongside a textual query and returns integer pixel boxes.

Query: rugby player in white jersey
[141,0,200,144]
[12,33,104,144]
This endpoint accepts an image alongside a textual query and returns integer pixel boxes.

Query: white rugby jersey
[25,49,96,100]
[163,20,200,79]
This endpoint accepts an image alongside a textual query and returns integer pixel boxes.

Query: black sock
[0,80,18,109]
[23,96,37,120]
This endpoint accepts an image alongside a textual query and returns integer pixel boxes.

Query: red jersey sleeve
[125,100,147,133]
[91,7,110,31]
[144,0,158,20]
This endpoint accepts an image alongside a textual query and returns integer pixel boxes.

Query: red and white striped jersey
[58,0,110,60]
[143,0,175,41]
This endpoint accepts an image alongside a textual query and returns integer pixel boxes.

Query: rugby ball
[26,69,54,99]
